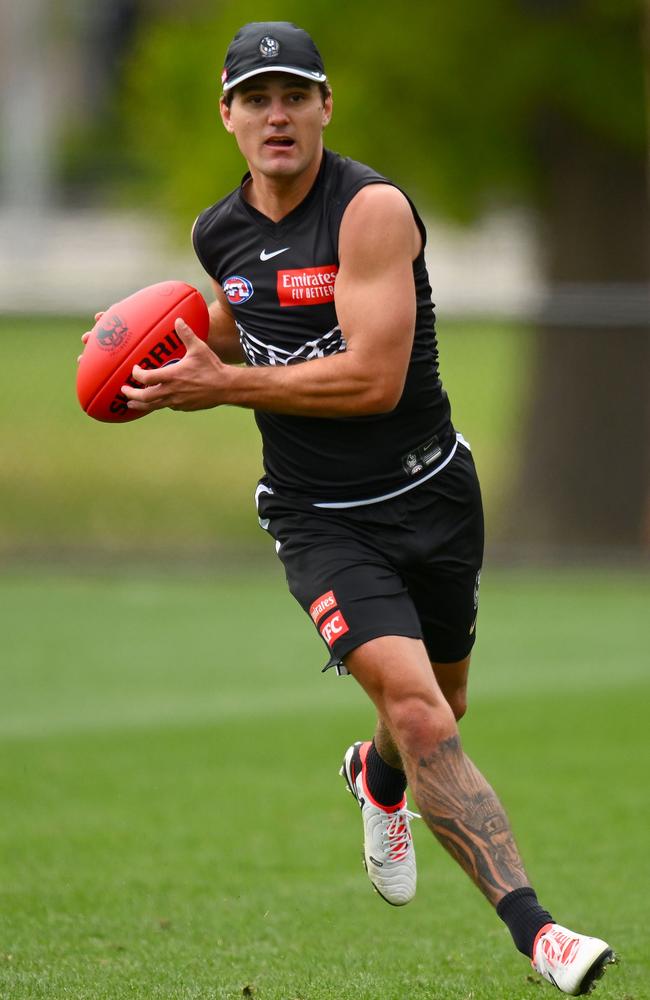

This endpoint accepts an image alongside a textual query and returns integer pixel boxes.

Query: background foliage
[119,0,646,227]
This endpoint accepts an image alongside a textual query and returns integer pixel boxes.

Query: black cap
[221,22,327,93]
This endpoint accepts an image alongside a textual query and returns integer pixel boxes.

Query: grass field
[2,566,648,999]
[0,315,531,552]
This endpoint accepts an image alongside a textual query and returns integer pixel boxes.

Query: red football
[77,280,209,423]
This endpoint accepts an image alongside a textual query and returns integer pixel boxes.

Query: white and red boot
[532,922,615,995]
[340,740,418,906]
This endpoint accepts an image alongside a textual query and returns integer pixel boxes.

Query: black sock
[364,741,407,807]
[496,887,555,958]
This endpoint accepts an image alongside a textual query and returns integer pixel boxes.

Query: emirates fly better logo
[277,265,338,307]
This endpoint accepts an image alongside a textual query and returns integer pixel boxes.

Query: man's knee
[384,691,457,760]
[344,635,460,756]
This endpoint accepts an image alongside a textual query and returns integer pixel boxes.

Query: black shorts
[256,441,484,671]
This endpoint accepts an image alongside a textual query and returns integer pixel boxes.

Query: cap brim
[223,66,327,92]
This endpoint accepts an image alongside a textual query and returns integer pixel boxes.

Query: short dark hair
[222,79,331,109]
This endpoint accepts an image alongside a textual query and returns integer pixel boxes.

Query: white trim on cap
[223,65,327,92]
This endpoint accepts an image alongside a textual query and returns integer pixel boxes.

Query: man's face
[220,74,332,180]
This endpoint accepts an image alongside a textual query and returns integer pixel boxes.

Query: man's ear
[322,93,333,129]
[219,97,235,133]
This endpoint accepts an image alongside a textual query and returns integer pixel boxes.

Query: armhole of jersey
[403,192,427,252]
[191,212,213,277]
[333,179,427,259]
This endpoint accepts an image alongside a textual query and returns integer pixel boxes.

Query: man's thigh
[256,488,424,669]
[256,444,483,672]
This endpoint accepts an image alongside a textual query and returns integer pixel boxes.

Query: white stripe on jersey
[237,320,346,367]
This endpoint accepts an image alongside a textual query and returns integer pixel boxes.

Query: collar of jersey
[237,149,329,234]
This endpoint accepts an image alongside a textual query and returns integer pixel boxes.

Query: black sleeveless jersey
[193,149,454,504]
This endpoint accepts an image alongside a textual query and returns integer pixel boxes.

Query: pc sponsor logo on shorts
[223,275,254,305]
[319,610,350,649]
[309,590,350,648]
[277,265,338,307]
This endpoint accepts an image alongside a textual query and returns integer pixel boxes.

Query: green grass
[0,316,532,551]
[1,567,648,999]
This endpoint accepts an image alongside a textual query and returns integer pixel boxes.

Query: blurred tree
[57,0,144,202]
[122,0,649,554]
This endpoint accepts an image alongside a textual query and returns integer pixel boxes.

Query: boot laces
[380,807,420,862]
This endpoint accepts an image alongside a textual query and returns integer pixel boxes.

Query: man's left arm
[121,185,420,417]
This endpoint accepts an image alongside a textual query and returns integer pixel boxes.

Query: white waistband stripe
[312,432,469,509]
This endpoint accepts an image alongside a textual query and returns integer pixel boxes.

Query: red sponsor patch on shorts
[319,610,350,649]
[309,589,336,625]
[277,265,338,307]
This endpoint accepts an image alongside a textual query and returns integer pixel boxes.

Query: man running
[119,21,614,996]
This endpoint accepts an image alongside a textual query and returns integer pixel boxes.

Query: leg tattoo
[409,735,529,905]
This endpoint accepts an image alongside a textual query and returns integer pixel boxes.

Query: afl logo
[259,36,280,58]
[223,275,254,305]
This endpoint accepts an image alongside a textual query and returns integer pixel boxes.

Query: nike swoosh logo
[260,247,290,261]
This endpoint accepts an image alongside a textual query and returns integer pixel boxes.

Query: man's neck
[244,149,324,223]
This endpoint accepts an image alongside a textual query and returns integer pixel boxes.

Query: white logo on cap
[259,36,280,58]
